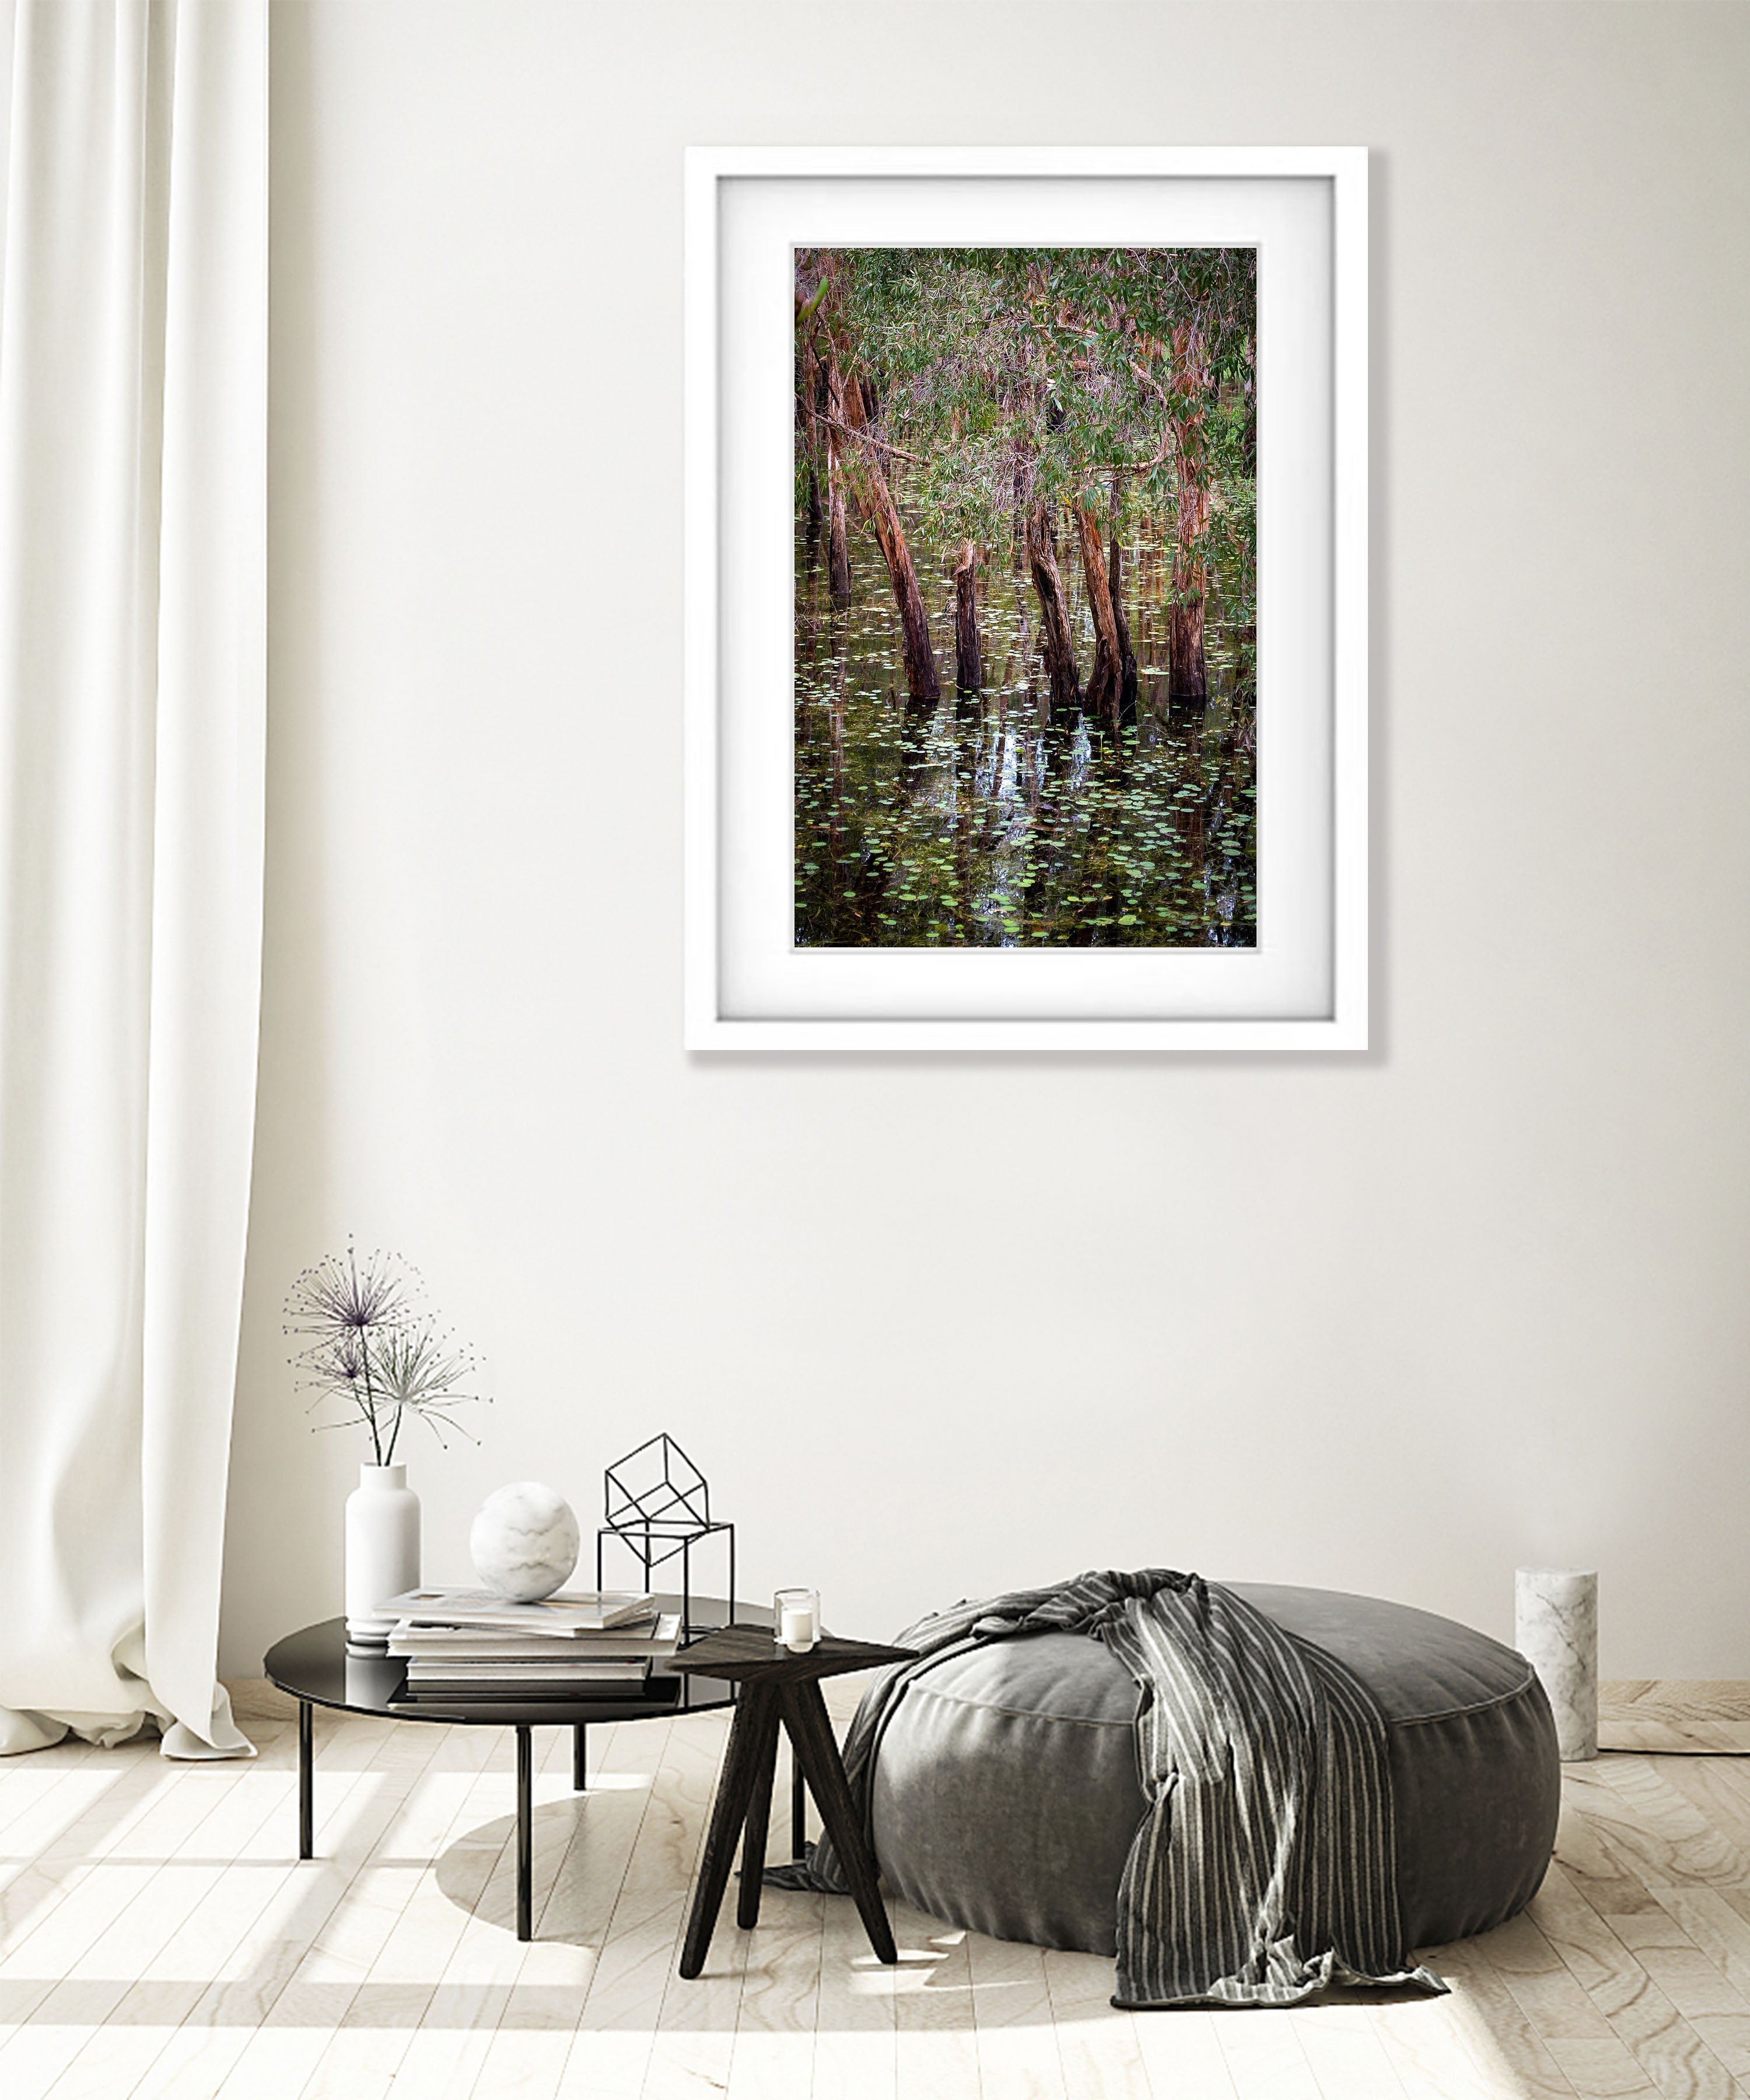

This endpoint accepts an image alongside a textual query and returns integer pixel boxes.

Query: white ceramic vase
[345,1462,421,1646]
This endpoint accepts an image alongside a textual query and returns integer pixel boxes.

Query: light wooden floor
[1601,1684,1750,1755]
[6,1684,1750,2099]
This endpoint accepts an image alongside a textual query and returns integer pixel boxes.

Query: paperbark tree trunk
[1109,530,1139,724]
[1010,408,1030,566]
[1108,474,1139,724]
[1168,318,1212,705]
[953,541,982,698]
[1026,501,1081,723]
[842,372,939,707]
[823,353,852,604]
[1167,579,1208,704]
[1167,482,1210,706]
[1074,504,1124,736]
[797,333,823,538]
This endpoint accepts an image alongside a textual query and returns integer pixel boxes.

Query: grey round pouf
[868,1583,1560,1958]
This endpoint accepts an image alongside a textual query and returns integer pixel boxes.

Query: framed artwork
[684,147,1367,1051]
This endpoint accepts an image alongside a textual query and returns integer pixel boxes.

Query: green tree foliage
[797,246,1255,624]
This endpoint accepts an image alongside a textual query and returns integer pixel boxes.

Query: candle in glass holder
[774,1586,819,1652]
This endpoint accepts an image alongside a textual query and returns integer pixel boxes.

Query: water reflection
[794,521,1256,950]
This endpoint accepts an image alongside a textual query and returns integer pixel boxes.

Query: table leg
[298,1701,313,1860]
[679,1683,775,1979]
[573,1723,587,1793]
[781,1684,897,1964]
[790,1754,806,1861]
[735,1695,783,1930]
[516,1726,533,1942]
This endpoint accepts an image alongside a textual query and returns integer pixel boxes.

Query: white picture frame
[684,146,1368,1052]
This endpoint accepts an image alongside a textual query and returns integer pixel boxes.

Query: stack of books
[377,1588,682,1707]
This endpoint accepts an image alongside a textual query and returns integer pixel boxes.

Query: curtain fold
[0,0,267,1759]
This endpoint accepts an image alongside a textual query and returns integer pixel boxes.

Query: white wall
[220,0,1750,1681]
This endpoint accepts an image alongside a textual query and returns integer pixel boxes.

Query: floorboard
[4,1683,1750,2096]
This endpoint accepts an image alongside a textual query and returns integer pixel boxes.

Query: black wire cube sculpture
[596,1433,734,1640]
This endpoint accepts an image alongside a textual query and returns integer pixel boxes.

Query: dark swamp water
[794,519,1258,950]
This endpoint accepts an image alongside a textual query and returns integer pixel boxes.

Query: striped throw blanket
[771,1569,1447,2009]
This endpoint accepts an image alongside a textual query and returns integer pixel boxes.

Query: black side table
[670,1625,915,1979]
[264,1600,751,1944]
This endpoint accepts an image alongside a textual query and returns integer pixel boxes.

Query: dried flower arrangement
[284,1244,488,1462]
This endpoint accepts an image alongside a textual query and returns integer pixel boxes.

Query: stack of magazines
[378,1588,681,1707]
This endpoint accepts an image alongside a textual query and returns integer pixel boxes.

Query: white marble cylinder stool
[1515,1567,1598,1762]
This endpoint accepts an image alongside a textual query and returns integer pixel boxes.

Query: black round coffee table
[265,1594,775,1940]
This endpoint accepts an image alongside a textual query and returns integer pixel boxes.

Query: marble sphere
[469,1482,580,1603]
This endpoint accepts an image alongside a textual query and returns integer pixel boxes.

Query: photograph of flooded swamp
[794,245,1257,951]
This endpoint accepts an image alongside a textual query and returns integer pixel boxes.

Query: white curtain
[0,0,266,1758]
